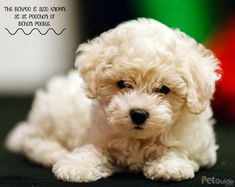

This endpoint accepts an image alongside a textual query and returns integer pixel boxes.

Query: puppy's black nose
[129,108,149,125]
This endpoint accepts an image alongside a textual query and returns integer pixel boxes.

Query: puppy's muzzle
[129,108,149,127]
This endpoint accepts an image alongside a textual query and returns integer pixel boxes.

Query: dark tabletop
[0,97,234,187]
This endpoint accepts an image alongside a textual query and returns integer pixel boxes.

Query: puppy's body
[6,19,219,182]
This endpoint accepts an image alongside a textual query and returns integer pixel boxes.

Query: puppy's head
[75,19,220,139]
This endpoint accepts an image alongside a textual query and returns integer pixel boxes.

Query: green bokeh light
[132,0,216,42]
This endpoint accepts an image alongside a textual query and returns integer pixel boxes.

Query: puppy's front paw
[52,145,113,182]
[53,160,108,182]
[143,157,195,181]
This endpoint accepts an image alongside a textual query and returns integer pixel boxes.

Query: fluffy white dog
[6,18,220,182]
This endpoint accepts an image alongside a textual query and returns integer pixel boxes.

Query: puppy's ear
[182,50,220,114]
[75,42,100,99]
[174,30,221,114]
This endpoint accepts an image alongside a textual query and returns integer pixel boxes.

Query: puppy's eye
[116,80,132,89]
[154,85,170,94]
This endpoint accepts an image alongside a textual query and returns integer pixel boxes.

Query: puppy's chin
[123,126,165,139]
[106,118,169,139]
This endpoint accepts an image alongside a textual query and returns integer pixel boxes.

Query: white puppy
[6,18,220,182]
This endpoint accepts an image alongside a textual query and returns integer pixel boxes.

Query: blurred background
[0,0,235,122]
[0,1,234,185]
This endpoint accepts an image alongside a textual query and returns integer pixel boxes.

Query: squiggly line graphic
[5,28,66,35]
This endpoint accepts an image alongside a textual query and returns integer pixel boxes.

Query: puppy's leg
[143,151,199,181]
[194,143,218,169]
[22,136,68,167]
[6,122,68,167]
[53,144,114,182]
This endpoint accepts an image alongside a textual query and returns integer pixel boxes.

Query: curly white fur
[5,18,220,182]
